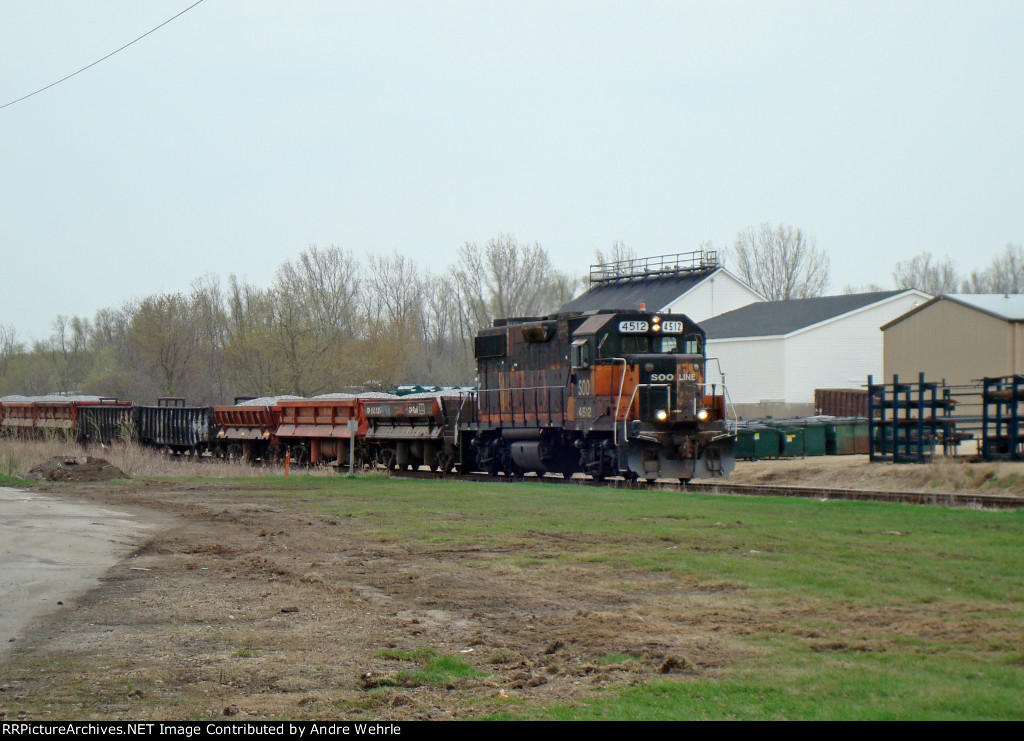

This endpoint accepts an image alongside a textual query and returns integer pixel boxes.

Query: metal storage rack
[981,375,1024,460]
[867,374,957,463]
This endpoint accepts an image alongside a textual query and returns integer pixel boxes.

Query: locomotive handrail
[612,358,628,445]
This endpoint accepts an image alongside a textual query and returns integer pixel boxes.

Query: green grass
[232,474,1024,719]
[594,653,638,666]
[371,645,487,688]
[245,474,1024,605]
[533,645,1024,720]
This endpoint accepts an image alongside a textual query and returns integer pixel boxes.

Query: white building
[701,290,930,419]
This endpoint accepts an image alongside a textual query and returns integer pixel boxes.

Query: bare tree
[960,243,1024,294]
[594,239,637,266]
[36,315,93,394]
[128,294,200,398]
[275,245,361,335]
[0,324,18,383]
[364,253,423,329]
[892,252,958,295]
[189,275,229,404]
[454,234,565,329]
[841,283,889,294]
[729,222,829,300]
[223,276,283,396]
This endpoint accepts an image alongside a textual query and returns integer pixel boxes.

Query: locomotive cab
[568,310,734,481]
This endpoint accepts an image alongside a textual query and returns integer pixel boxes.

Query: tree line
[3,225,1021,403]
[0,236,581,404]
[723,222,1024,301]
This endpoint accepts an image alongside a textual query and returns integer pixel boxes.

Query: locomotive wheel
[435,451,455,474]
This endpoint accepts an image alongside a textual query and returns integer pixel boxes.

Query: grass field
[244,476,1024,720]
[3,467,1023,720]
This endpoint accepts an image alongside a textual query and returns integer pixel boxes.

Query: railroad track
[389,469,1024,510]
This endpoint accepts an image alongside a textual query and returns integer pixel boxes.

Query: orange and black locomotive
[464,308,735,482]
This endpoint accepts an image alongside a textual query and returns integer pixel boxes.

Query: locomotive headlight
[655,409,668,421]
[697,408,709,421]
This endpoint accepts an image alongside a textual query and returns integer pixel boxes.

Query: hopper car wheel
[290,446,309,466]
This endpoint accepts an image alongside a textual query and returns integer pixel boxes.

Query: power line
[0,0,207,111]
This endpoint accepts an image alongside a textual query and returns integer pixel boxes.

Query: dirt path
[0,487,164,656]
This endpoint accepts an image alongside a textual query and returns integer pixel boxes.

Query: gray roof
[560,269,717,313]
[879,293,1024,329]
[943,294,1024,321]
[702,291,904,339]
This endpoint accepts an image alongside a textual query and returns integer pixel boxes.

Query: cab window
[658,336,678,354]
[571,338,591,368]
[621,336,649,354]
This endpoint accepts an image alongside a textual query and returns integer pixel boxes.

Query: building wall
[706,292,927,415]
[883,300,1016,386]
[662,269,763,323]
[705,336,785,408]
[783,293,926,403]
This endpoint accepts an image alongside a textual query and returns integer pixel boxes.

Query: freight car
[276,394,369,466]
[135,398,215,455]
[460,308,734,482]
[0,396,133,443]
[362,391,474,472]
[214,396,301,462]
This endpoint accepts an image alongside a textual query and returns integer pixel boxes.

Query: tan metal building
[882,294,1024,387]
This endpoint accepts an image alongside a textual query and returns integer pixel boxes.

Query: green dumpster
[802,422,827,456]
[734,427,780,460]
[735,428,758,460]
[778,426,805,457]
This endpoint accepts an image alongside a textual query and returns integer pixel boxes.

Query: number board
[661,320,684,334]
[618,320,649,333]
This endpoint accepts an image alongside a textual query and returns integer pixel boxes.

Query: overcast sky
[2,1,1023,341]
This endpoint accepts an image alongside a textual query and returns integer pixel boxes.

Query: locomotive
[465,308,734,482]
[0,309,734,483]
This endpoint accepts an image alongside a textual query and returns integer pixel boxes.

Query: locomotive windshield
[617,335,702,355]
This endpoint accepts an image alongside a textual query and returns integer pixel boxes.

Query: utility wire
[0,0,207,111]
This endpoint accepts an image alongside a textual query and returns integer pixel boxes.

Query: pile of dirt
[27,456,128,483]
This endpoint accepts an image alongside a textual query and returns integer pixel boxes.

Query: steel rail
[385,468,1024,510]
